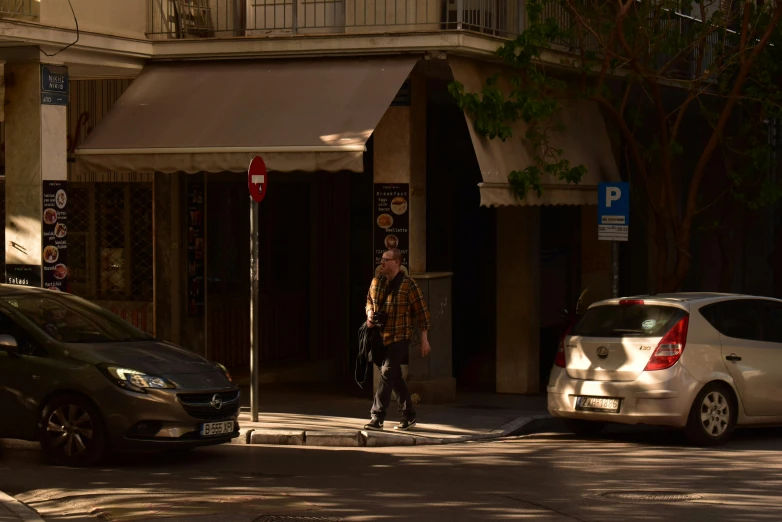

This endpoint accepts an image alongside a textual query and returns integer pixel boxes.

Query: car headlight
[214,362,232,382]
[100,365,176,391]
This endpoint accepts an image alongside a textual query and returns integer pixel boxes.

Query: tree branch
[565,0,620,61]
[739,0,753,59]
[620,81,632,118]
[593,95,665,220]
[678,0,782,282]
[670,92,697,148]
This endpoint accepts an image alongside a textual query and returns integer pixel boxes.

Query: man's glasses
[381,258,400,263]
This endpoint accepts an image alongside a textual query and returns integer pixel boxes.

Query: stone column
[496,206,541,394]
[5,58,67,284]
[374,72,427,272]
[372,68,456,403]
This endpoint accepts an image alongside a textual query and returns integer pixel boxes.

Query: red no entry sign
[248,156,268,203]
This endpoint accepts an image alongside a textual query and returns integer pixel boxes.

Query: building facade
[0,0,648,397]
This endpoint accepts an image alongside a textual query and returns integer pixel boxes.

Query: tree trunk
[718,229,736,293]
[656,222,691,293]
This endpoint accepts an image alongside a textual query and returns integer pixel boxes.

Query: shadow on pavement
[2,422,782,522]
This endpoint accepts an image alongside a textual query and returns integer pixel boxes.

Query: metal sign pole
[598,181,628,298]
[247,155,267,423]
[249,197,260,422]
[612,241,619,298]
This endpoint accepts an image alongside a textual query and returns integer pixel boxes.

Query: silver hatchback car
[0,285,240,466]
[548,293,782,445]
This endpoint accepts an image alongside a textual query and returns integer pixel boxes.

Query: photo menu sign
[373,183,410,277]
[42,180,68,291]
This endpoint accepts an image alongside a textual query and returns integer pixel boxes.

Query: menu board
[187,179,205,317]
[6,264,42,287]
[42,180,68,291]
[374,183,410,277]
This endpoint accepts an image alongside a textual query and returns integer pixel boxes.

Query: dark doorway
[539,206,582,390]
[205,173,250,369]
[348,137,376,396]
[206,171,351,381]
[426,99,497,392]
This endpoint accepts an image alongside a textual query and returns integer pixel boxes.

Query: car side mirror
[0,334,19,354]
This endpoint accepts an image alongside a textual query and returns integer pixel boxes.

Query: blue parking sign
[598,182,629,241]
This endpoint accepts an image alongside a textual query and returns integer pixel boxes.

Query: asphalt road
[2,425,782,521]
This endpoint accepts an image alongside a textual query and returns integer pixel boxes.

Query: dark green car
[0,285,239,466]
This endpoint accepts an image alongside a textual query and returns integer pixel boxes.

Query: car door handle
[726,354,742,362]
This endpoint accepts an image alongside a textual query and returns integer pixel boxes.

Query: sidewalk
[0,492,43,522]
[233,385,559,447]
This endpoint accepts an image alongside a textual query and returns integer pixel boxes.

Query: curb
[237,414,560,448]
[0,491,44,522]
[250,429,305,445]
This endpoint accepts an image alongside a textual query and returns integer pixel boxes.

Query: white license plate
[200,420,234,437]
[576,396,620,413]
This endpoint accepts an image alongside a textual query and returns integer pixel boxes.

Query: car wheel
[39,394,108,467]
[684,382,737,446]
[563,418,606,437]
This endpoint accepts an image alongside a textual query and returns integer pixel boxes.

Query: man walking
[364,249,431,431]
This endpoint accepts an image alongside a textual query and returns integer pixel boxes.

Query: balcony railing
[0,0,39,20]
[537,2,722,80]
[147,0,524,39]
[147,0,722,80]
[654,13,722,79]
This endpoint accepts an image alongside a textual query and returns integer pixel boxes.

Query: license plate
[200,420,234,436]
[575,396,620,413]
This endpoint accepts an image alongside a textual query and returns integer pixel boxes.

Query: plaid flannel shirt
[365,274,431,347]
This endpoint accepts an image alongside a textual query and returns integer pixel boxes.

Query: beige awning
[75,57,418,174]
[449,57,620,207]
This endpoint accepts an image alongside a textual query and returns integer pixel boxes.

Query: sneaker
[394,417,417,431]
[363,418,384,431]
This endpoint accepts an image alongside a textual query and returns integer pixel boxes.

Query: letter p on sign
[606,186,622,207]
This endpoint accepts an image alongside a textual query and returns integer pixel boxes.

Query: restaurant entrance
[205,171,352,384]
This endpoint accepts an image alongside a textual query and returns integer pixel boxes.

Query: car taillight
[554,344,566,368]
[644,315,689,371]
[619,299,645,305]
[554,324,574,368]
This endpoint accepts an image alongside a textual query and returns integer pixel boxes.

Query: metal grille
[97,186,126,297]
[254,515,339,522]
[596,491,703,503]
[130,186,154,300]
[67,187,90,292]
[148,0,522,38]
[178,390,240,403]
[178,390,240,420]
[67,183,154,334]
[0,0,39,18]
[653,13,721,79]
[93,184,153,301]
[0,125,5,284]
[0,182,5,279]
[180,402,240,420]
